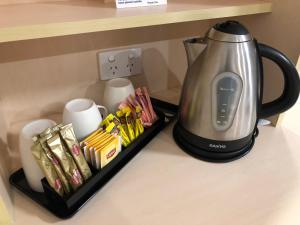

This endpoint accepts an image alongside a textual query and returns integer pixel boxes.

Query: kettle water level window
[212,72,243,131]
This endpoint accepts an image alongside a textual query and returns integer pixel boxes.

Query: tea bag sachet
[80,129,104,163]
[88,133,110,167]
[95,136,121,169]
[94,136,115,169]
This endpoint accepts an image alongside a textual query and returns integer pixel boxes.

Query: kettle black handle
[258,43,300,118]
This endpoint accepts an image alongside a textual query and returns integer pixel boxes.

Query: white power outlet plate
[98,48,142,80]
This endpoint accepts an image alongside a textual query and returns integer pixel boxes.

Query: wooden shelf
[0,0,272,43]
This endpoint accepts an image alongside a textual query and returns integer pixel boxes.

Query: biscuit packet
[39,130,72,194]
[31,137,64,197]
[59,124,92,181]
[47,134,83,191]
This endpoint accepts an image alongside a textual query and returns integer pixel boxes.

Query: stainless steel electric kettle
[173,21,300,162]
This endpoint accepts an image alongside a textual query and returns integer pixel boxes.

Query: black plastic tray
[9,98,178,219]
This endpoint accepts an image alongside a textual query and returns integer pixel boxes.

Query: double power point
[98,48,142,80]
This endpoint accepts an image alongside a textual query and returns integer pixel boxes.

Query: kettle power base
[173,123,256,163]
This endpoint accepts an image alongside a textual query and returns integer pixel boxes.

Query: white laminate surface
[11,123,300,225]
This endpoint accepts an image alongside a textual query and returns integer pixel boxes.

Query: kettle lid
[207,21,252,43]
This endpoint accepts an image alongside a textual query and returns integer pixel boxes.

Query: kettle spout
[184,37,206,66]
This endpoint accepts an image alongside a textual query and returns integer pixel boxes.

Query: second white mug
[63,98,108,140]
[103,78,135,113]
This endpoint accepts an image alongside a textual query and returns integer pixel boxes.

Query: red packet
[142,87,158,122]
[136,88,151,119]
[118,87,157,127]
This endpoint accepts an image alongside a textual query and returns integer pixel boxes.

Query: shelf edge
[0,2,272,43]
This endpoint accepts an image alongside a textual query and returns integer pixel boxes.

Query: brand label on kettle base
[116,0,167,8]
[209,144,226,149]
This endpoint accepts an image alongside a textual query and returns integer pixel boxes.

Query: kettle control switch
[212,72,243,131]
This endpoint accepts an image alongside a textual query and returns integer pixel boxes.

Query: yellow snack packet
[105,118,130,147]
[134,120,140,138]
[116,110,129,136]
[105,122,120,136]
[100,114,115,129]
[135,106,144,135]
[122,107,135,142]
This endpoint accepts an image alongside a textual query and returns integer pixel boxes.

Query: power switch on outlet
[98,48,142,80]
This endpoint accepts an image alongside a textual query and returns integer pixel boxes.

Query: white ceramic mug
[103,78,135,113]
[20,119,56,192]
[63,98,108,140]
